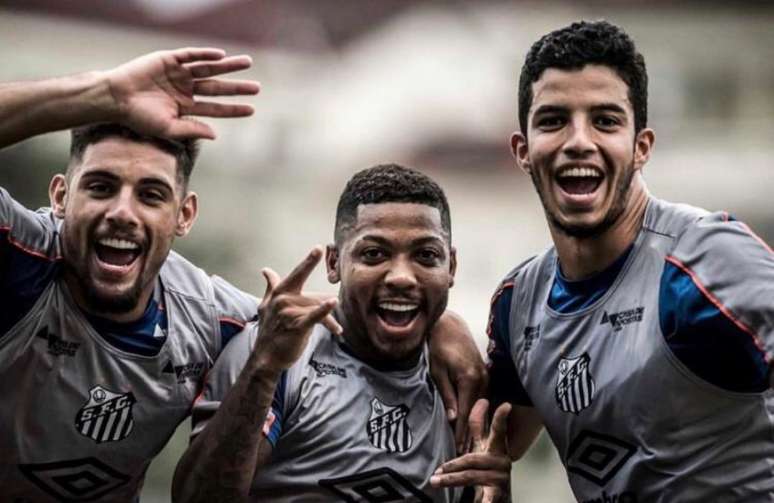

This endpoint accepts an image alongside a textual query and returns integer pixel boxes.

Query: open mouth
[94,237,142,268]
[376,301,420,328]
[556,166,603,195]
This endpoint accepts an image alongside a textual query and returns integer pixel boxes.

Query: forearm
[0,71,117,149]
[172,356,281,503]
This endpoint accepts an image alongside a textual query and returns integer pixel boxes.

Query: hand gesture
[255,247,342,372]
[431,399,512,503]
[104,47,260,139]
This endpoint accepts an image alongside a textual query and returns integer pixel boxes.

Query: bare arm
[0,47,259,148]
[172,247,341,503]
[428,310,488,451]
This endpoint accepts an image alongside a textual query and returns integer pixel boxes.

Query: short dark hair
[334,164,451,244]
[518,20,648,135]
[69,123,199,189]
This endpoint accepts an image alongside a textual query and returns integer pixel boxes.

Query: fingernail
[430,475,440,486]
[434,467,443,475]
[447,409,457,421]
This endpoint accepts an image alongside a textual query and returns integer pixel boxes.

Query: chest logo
[75,386,136,444]
[556,353,595,414]
[366,397,412,453]
[309,358,347,378]
[600,306,644,332]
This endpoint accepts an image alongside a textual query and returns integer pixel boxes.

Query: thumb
[433,366,458,424]
[261,268,281,300]
[468,399,489,451]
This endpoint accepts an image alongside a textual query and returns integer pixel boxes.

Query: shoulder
[160,251,258,321]
[0,188,62,260]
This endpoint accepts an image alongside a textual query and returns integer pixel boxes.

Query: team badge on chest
[556,353,596,414]
[75,385,136,443]
[366,397,412,453]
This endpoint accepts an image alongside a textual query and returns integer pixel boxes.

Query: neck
[63,273,153,324]
[551,179,649,281]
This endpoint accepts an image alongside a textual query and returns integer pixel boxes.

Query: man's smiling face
[51,136,197,321]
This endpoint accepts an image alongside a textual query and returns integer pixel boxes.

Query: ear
[325,244,340,284]
[175,191,199,237]
[49,174,68,218]
[633,128,655,172]
[511,132,531,175]
[448,246,457,288]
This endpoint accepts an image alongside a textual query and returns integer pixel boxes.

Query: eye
[140,189,167,204]
[594,115,620,130]
[415,248,443,266]
[86,181,114,197]
[536,115,565,130]
[361,247,387,263]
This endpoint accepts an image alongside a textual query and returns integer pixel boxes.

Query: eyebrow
[359,234,447,247]
[532,102,628,117]
[79,169,175,193]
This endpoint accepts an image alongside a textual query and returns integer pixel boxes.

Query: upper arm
[660,215,774,391]
[486,280,533,407]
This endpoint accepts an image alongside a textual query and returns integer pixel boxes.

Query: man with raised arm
[433,20,774,502]
[0,50,485,501]
[173,165,472,502]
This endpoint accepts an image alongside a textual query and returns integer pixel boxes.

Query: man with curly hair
[433,20,774,502]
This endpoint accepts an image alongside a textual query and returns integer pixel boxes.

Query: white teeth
[558,167,602,178]
[378,302,418,312]
[98,238,139,250]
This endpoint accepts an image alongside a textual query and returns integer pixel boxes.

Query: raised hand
[104,47,260,140]
[431,399,512,503]
[254,247,342,372]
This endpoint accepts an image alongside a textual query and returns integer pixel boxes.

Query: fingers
[171,47,227,64]
[193,78,260,97]
[431,454,511,488]
[183,101,255,118]
[432,365,458,423]
[303,298,338,331]
[186,55,254,79]
[454,375,482,452]
[468,399,489,450]
[321,313,343,336]
[164,118,216,140]
[488,403,512,455]
[261,268,282,298]
[278,246,324,293]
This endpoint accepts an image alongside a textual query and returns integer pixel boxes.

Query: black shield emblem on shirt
[75,385,136,443]
[366,397,412,453]
[556,353,595,414]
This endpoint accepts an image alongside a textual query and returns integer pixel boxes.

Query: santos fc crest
[366,397,412,453]
[75,385,136,443]
[555,353,595,414]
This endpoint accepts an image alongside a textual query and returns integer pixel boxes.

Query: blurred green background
[1,1,772,501]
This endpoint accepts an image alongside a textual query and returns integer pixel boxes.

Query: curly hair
[69,123,199,190]
[334,163,451,244]
[518,20,648,136]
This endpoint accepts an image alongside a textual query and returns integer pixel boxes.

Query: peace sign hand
[254,247,342,372]
[431,399,512,502]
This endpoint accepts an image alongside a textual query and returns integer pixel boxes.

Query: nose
[384,256,418,291]
[562,117,596,159]
[104,187,140,229]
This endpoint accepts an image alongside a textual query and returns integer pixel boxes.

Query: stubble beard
[531,160,636,240]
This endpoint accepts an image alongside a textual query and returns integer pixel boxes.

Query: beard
[63,260,144,314]
[531,158,636,239]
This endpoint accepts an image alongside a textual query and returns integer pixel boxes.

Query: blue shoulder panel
[659,261,769,392]
[487,282,533,407]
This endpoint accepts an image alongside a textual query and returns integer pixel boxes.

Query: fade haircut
[68,123,199,190]
[334,164,451,244]
[518,20,648,136]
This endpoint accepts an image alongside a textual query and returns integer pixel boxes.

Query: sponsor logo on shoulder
[556,353,595,414]
[75,385,136,444]
[35,327,80,357]
[366,397,412,453]
[309,358,347,378]
[162,360,206,383]
[600,307,644,332]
